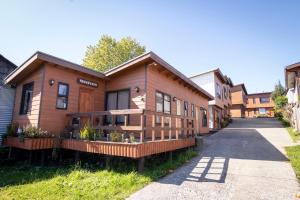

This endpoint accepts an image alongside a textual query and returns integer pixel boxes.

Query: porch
[64,109,199,158]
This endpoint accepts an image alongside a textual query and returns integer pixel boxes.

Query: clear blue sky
[1,0,300,93]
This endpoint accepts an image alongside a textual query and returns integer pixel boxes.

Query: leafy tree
[83,35,146,72]
[271,81,285,101]
[274,95,288,109]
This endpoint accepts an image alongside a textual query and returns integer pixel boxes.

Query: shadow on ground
[158,118,288,185]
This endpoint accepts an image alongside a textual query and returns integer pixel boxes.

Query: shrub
[23,125,50,138]
[129,133,136,143]
[6,123,18,136]
[79,122,96,140]
[110,131,121,142]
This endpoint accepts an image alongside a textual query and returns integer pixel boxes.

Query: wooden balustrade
[67,109,199,143]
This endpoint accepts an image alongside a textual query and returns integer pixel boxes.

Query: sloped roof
[231,83,248,95]
[105,51,214,100]
[4,51,106,84]
[189,68,226,84]
[0,54,17,86]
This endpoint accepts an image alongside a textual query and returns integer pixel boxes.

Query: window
[156,91,171,124]
[216,83,221,99]
[184,101,188,116]
[253,98,256,104]
[56,83,69,109]
[20,82,34,115]
[224,87,227,99]
[259,108,266,114]
[106,89,130,124]
[200,107,207,127]
[260,97,270,103]
[191,104,195,118]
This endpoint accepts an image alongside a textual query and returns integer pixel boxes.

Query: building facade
[190,68,232,130]
[5,51,213,138]
[245,92,274,118]
[285,62,300,131]
[0,54,17,145]
[230,84,248,118]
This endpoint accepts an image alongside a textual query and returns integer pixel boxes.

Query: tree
[274,95,288,109]
[83,35,146,72]
[271,81,285,101]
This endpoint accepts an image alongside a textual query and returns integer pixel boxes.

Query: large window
[20,82,34,115]
[184,101,188,116]
[259,108,266,114]
[200,107,207,127]
[216,83,221,99]
[176,99,181,115]
[260,97,270,103]
[56,83,69,110]
[106,89,130,124]
[156,91,171,124]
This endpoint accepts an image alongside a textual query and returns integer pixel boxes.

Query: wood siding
[13,66,44,127]
[39,64,105,135]
[5,137,54,150]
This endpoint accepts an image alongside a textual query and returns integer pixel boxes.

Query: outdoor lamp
[173,96,177,101]
[49,79,55,86]
[134,86,140,93]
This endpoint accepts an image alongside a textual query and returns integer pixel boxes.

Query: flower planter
[62,138,195,158]
[5,137,55,150]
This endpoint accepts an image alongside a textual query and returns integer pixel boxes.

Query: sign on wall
[77,78,98,88]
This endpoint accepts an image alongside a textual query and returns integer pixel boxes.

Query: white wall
[190,72,215,105]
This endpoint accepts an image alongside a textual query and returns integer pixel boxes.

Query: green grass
[285,145,300,181]
[277,117,300,142]
[0,149,197,200]
[286,127,300,142]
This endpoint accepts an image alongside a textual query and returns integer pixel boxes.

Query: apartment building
[190,68,232,130]
[245,92,274,118]
[230,84,248,118]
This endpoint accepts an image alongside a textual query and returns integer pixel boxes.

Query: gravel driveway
[128,118,300,200]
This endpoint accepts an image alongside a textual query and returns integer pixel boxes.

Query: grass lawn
[286,127,300,143]
[0,149,197,200]
[285,145,300,181]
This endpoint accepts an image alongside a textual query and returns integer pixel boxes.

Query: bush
[79,122,96,140]
[129,133,136,143]
[23,125,50,138]
[6,123,18,136]
[110,131,121,142]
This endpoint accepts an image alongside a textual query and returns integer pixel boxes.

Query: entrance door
[79,88,94,113]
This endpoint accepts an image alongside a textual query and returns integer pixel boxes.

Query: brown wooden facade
[245,92,274,118]
[4,51,213,158]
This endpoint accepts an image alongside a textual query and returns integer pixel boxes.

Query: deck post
[140,115,144,142]
[40,150,45,166]
[169,117,172,139]
[75,151,80,165]
[161,116,164,140]
[138,157,145,173]
[175,118,179,139]
[168,151,173,163]
[29,151,32,164]
[8,147,12,159]
[152,115,155,141]
[105,156,111,169]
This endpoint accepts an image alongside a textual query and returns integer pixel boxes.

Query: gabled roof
[5,51,106,84]
[231,83,248,95]
[105,51,213,100]
[189,68,226,84]
[224,75,233,87]
[0,54,17,86]
[0,54,17,69]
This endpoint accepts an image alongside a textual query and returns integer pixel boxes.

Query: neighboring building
[230,84,248,118]
[285,62,300,131]
[190,68,232,130]
[245,92,275,118]
[0,54,17,145]
[5,51,213,138]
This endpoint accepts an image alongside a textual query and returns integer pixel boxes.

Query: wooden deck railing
[67,109,200,143]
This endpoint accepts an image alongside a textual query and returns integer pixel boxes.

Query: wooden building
[4,51,213,164]
[245,92,274,118]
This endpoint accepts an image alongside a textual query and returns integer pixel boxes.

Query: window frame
[191,103,195,118]
[216,83,221,99]
[184,101,189,116]
[56,82,69,110]
[259,97,270,104]
[19,82,34,115]
[155,90,171,125]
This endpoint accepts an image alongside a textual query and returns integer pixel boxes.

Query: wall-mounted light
[173,96,177,102]
[134,86,140,93]
[49,79,55,86]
